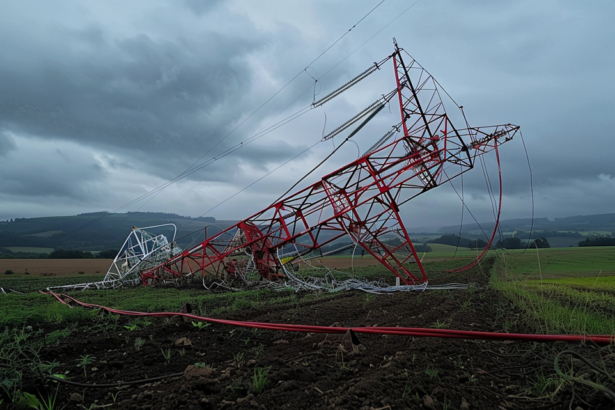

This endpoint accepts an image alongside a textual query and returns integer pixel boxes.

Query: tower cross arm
[466,124,520,157]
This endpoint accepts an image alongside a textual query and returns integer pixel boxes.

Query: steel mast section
[140,44,519,286]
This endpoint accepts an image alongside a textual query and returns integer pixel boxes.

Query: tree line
[0,248,118,259]
[427,234,550,249]
[578,235,615,247]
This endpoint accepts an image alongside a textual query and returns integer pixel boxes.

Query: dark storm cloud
[0,140,106,200]
[0,0,613,224]
[0,29,257,158]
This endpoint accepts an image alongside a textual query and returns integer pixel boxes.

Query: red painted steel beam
[139,45,520,286]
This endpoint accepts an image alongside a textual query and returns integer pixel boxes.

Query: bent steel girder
[139,45,519,286]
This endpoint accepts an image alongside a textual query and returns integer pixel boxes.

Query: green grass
[493,280,615,335]
[0,279,328,328]
[491,247,615,335]
[493,247,615,279]
[0,275,105,292]
[0,258,466,328]
[0,293,100,328]
[538,276,615,290]
[423,245,490,260]
[3,246,613,338]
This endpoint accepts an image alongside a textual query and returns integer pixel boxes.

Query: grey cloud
[0,23,263,163]
[0,0,614,224]
[0,130,17,156]
[182,0,223,17]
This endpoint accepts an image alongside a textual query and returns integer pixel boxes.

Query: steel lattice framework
[139,44,519,286]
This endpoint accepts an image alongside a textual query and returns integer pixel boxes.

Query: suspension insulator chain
[323,89,396,141]
[313,65,378,107]
[312,55,392,107]
[363,127,399,156]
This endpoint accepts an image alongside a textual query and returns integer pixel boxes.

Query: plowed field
[1,256,614,409]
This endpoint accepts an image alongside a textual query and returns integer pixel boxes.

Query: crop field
[0,258,111,276]
[1,249,615,410]
[493,246,615,279]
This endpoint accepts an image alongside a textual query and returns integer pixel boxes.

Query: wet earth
[11,264,615,410]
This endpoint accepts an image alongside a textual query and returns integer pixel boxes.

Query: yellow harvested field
[0,259,111,276]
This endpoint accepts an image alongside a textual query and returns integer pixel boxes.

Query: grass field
[493,246,615,279]
[491,246,615,335]
[2,247,614,331]
[1,247,615,409]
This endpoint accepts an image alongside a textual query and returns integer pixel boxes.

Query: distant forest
[1,212,614,256]
[0,211,222,253]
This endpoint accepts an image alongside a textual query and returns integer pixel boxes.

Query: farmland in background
[1,246,615,409]
[0,258,111,276]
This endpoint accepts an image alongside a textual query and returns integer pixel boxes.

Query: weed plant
[251,366,271,394]
[0,328,62,407]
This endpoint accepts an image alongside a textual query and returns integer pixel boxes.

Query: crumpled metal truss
[47,224,182,291]
[50,44,519,293]
[135,45,519,288]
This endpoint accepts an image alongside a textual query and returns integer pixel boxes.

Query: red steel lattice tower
[140,44,519,285]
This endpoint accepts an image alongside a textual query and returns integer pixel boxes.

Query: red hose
[42,291,615,344]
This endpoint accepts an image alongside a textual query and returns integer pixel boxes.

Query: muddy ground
[13,266,615,410]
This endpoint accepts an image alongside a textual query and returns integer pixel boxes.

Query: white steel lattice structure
[47,224,181,291]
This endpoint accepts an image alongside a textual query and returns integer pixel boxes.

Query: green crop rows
[491,246,615,335]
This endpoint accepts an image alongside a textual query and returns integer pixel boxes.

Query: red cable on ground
[42,291,614,344]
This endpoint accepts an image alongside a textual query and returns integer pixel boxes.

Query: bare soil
[22,263,613,410]
[0,259,111,276]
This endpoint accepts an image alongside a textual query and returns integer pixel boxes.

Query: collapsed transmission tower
[133,42,519,286]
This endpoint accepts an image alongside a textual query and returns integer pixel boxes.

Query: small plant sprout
[77,354,95,377]
[194,363,209,368]
[250,328,262,336]
[425,366,439,380]
[191,321,210,331]
[109,391,120,403]
[460,299,471,310]
[179,348,186,357]
[134,337,145,350]
[124,324,138,332]
[234,352,245,365]
[161,348,172,365]
[228,376,243,391]
[140,319,152,328]
[432,319,451,329]
[38,385,62,410]
[252,366,271,394]
[252,343,264,358]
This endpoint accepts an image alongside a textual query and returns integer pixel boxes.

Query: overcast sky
[1,0,614,230]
